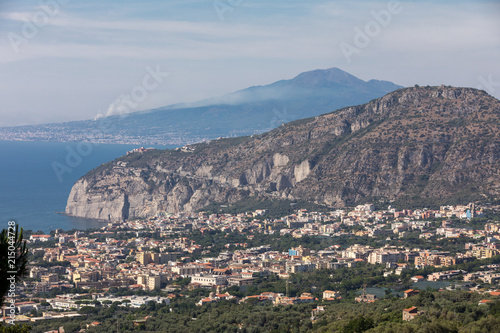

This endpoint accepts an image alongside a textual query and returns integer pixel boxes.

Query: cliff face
[66,86,500,220]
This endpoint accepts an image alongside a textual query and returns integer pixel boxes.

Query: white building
[191,274,228,286]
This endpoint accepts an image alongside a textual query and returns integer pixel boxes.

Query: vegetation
[16,255,500,332]
[22,289,500,333]
[73,87,500,220]
[0,224,28,307]
[0,325,31,333]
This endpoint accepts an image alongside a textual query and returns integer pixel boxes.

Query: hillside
[65,86,500,220]
[0,68,401,145]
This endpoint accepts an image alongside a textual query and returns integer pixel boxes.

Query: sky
[0,0,499,127]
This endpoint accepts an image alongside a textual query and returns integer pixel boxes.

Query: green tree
[343,316,375,333]
[63,323,81,333]
[0,224,28,307]
[0,325,31,333]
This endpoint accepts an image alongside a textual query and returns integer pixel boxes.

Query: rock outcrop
[66,86,500,221]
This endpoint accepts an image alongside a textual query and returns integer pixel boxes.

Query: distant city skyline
[0,0,499,127]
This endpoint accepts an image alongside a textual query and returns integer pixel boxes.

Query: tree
[0,224,28,307]
[78,306,99,316]
[343,316,375,333]
[0,325,31,333]
[63,323,81,333]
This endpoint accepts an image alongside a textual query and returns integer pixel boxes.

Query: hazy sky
[0,0,499,126]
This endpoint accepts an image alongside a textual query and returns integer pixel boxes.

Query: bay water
[0,140,172,233]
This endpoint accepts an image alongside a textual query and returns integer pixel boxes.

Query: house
[355,292,377,303]
[227,276,255,287]
[404,289,420,299]
[323,290,341,300]
[241,292,283,304]
[402,307,419,321]
[298,296,315,303]
[29,235,52,243]
[215,293,233,300]
[196,297,214,306]
[87,322,101,329]
[191,274,228,287]
[478,299,492,306]
[14,301,38,314]
[411,275,425,282]
[271,293,317,306]
[311,306,325,321]
[258,292,283,302]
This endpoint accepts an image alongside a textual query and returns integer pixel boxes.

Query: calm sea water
[0,140,172,233]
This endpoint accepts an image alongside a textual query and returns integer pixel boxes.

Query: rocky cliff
[66,86,500,220]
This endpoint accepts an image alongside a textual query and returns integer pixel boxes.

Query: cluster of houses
[5,203,500,325]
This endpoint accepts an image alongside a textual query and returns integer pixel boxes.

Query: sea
[0,140,173,233]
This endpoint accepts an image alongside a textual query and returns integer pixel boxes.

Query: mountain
[65,86,500,220]
[0,68,401,145]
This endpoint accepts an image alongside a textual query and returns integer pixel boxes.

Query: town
[3,202,500,332]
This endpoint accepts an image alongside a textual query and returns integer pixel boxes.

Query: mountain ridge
[65,86,500,221]
[0,68,402,146]
[169,67,397,107]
